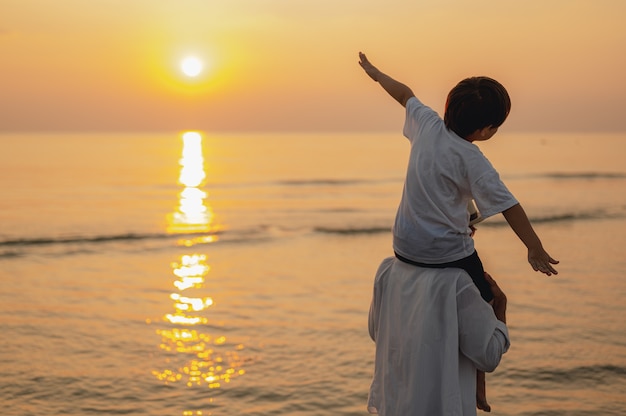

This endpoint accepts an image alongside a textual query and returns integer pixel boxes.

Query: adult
[367,257,509,415]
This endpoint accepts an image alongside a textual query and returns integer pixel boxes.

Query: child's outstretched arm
[502,203,559,276]
[358,52,414,107]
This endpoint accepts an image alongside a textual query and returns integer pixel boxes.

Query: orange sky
[2,0,625,132]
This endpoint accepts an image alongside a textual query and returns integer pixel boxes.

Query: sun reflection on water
[167,131,217,234]
[152,131,246,401]
[153,254,246,389]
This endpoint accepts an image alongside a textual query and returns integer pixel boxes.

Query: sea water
[1,132,625,415]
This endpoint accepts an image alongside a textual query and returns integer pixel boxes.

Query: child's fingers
[530,255,559,276]
[541,255,559,276]
[546,263,558,275]
[359,52,372,66]
[538,262,558,276]
[529,260,539,272]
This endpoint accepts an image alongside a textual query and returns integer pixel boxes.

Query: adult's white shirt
[393,96,518,264]
[367,257,510,415]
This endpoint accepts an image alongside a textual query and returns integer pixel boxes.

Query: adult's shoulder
[453,268,479,294]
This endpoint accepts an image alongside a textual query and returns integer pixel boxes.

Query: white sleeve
[368,257,395,342]
[471,169,518,219]
[368,282,380,342]
[402,96,439,143]
[483,321,510,371]
[456,280,510,372]
[403,96,421,142]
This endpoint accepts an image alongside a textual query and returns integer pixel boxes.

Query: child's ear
[480,125,498,140]
[466,126,497,142]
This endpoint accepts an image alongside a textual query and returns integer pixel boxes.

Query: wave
[203,172,625,192]
[507,364,626,386]
[239,172,626,188]
[509,171,626,181]
[1,206,624,258]
[0,231,226,257]
[201,177,403,190]
[481,206,626,227]
[255,172,626,188]
[0,232,174,247]
[0,225,387,252]
[543,172,626,180]
[315,206,626,235]
[314,226,391,235]
[276,179,373,186]
[0,225,298,259]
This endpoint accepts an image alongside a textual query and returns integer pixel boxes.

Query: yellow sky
[1,0,625,132]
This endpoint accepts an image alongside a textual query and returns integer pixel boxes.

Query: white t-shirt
[367,257,510,415]
[393,96,518,263]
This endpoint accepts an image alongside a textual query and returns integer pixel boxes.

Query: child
[358,52,558,411]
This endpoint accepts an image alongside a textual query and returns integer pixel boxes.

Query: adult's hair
[444,76,511,139]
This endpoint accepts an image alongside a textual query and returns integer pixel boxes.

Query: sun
[181,56,203,77]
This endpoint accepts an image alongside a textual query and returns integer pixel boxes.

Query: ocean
[1,131,625,415]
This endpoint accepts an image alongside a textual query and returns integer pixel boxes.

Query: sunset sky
[2,0,625,133]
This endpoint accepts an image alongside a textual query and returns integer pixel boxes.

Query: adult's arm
[485,272,506,324]
[368,282,380,342]
[457,276,510,372]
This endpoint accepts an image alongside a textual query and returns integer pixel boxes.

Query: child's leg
[456,251,493,303]
[452,252,493,412]
[476,370,491,412]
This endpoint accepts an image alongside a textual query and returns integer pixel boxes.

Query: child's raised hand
[359,52,380,81]
[528,246,559,276]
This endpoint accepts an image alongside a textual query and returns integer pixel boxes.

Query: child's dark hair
[444,77,511,139]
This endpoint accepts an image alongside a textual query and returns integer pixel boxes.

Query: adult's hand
[485,272,507,324]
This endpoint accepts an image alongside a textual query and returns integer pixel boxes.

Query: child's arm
[358,52,414,107]
[502,203,559,276]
